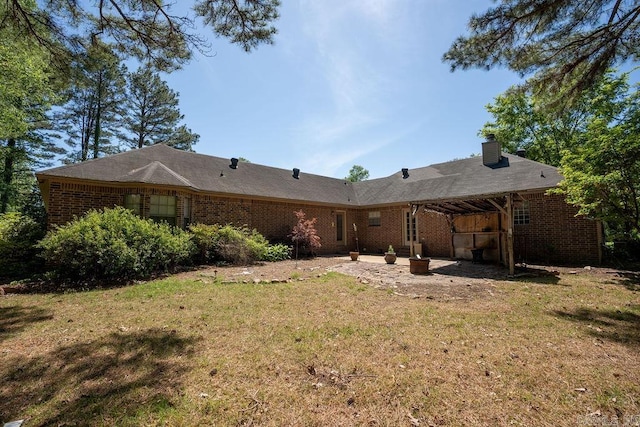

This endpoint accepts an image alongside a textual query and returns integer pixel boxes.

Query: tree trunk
[0,138,17,213]
[93,71,103,159]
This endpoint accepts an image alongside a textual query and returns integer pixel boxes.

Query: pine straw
[1,268,639,426]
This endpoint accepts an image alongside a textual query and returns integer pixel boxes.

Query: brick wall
[192,197,352,254]
[46,182,188,227]
[421,211,452,257]
[191,194,252,227]
[514,193,600,265]
[352,208,453,257]
[47,182,128,226]
[356,207,403,254]
[46,180,355,255]
[45,181,600,264]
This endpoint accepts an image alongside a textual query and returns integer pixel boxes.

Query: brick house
[36,137,602,270]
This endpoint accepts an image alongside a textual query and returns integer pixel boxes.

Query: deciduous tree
[482,88,583,166]
[484,70,640,241]
[554,74,640,241]
[0,22,63,213]
[482,71,631,166]
[290,210,321,258]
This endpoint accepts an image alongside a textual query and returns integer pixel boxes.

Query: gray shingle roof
[37,144,563,207]
[355,154,562,206]
[38,145,358,206]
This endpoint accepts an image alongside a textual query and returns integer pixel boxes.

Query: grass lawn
[1,268,639,426]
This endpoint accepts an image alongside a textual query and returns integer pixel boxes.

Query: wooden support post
[506,193,515,275]
[498,209,503,265]
[448,214,455,259]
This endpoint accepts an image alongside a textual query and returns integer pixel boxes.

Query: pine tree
[122,66,199,151]
[345,165,369,182]
[58,40,127,163]
[444,1,640,103]
[2,0,280,71]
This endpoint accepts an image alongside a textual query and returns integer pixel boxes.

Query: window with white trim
[149,195,176,225]
[514,201,530,225]
[368,211,381,226]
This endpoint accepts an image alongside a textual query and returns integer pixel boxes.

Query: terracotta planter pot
[349,251,359,261]
[409,257,430,274]
[384,253,397,264]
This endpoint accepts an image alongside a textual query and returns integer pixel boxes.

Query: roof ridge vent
[401,168,409,179]
[230,158,239,169]
[292,168,300,179]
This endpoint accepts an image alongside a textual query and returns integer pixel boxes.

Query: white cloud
[288,0,413,175]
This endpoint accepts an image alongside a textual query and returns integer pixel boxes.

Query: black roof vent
[401,168,409,179]
[292,168,300,179]
[230,158,239,169]
[516,149,526,158]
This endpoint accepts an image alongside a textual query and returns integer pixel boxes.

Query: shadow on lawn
[0,305,54,344]
[0,328,199,426]
[551,307,640,346]
[614,271,640,292]
[429,261,561,285]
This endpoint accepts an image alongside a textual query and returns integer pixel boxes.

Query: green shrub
[262,243,292,262]
[188,223,221,263]
[189,223,280,265]
[0,212,46,277]
[38,207,195,281]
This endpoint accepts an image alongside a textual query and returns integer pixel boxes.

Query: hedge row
[1,207,292,283]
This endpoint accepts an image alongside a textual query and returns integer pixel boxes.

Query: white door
[402,208,417,247]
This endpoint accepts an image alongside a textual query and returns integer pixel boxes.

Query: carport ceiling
[418,196,507,215]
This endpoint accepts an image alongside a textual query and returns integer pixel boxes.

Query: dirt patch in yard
[178,256,577,301]
[6,254,628,297]
[330,258,511,300]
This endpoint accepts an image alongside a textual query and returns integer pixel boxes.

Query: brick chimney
[482,134,501,166]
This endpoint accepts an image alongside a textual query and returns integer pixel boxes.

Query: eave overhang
[409,186,556,216]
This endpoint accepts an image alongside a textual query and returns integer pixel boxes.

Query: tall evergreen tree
[58,40,127,163]
[122,66,199,151]
[1,0,280,71]
[345,165,369,182]
[444,1,640,104]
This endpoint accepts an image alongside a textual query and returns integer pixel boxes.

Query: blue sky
[162,0,524,179]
